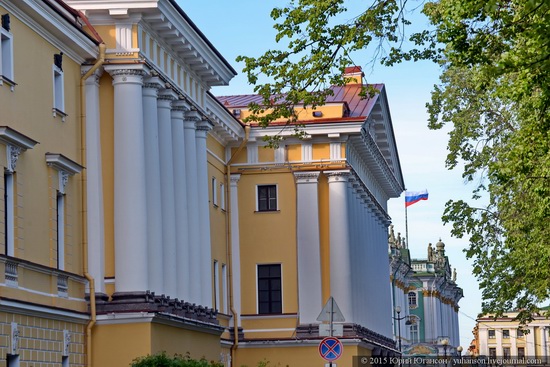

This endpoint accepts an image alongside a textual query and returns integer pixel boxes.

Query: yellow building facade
[0,0,98,366]
[218,67,405,367]
[1,0,406,366]
[476,311,550,359]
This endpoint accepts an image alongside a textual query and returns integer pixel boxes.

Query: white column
[230,174,242,326]
[542,326,548,358]
[294,171,323,324]
[171,101,190,301]
[196,119,213,308]
[158,89,178,297]
[184,110,201,304]
[84,68,105,294]
[326,170,353,323]
[142,77,164,295]
[105,66,148,293]
[526,327,536,355]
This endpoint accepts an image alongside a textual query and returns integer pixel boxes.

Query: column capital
[159,88,179,102]
[143,77,163,91]
[294,171,320,184]
[230,174,241,186]
[184,109,203,122]
[197,119,214,137]
[82,66,104,85]
[325,169,351,183]
[172,100,190,113]
[104,64,148,86]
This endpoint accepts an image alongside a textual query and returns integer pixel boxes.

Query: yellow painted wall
[150,323,221,361]
[0,312,86,366]
[258,145,275,163]
[0,12,83,271]
[312,143,330,160]
[98,73,115,280]
[237,172,297,315]
[208,143,229,313]
[287,144,301,161]
[93,322,151,367]
[235,343,368,367]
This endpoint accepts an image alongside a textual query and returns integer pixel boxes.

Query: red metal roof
[217,83,384,122]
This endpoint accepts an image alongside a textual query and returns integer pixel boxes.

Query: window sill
[254,210,280,214]
[53,108,68,122]
[0,75,17,91]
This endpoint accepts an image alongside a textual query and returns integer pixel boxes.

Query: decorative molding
[325,170,351,183]
[63,329,71,356]
[107,68,146,78]
[294,171,320,184]
[10,322,19,355]
[59,171,69,194]
[0,126,39,150]
[7,145,22,172]
[45,153,84,175]
[230,174,241,186]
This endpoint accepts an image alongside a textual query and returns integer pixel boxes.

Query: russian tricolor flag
[405,190,429,207]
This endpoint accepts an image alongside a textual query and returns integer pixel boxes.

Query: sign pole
[329,298,333,367]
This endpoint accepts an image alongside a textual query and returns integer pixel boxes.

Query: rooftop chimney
[343,66,364,85]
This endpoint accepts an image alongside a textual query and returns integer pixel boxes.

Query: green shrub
[131,352,223,367]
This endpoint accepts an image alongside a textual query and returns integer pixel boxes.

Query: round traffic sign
[319,337,343,361]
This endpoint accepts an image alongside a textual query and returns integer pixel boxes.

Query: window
[503,347,510,357]
[211,177,218,207]
[257,264,282,314]
[52,56,66,120]
[517,347,525,358]
[257,185,277,212]
[4,171,14,256]
[222,264,228,313]
[517,328,524,338]
[502,329,510,339]
[6,354,19,367]
[489,348,497,358]
[0,14,14,86]
[408,291,417,308]
[213,260,219,310]
[488,329,496,339]
[220,183,225,210]
[56,191,65,270]
[410,323,419,343]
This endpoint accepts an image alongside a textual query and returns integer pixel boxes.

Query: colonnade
[293,169,392,336]
[85,64,212,308]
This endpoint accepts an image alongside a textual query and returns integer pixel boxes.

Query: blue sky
[180,0,483,349]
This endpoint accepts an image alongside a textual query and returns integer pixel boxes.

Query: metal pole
[397,310,402,352]
[330,297,333,367]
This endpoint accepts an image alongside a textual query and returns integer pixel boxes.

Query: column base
[94,291,219,325]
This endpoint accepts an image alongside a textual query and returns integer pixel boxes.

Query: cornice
[45,153,84,175]
[0,126,39,150]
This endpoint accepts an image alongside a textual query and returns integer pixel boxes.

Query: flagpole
[405,202,409,249]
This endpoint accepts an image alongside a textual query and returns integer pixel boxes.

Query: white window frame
[56,191,65,270]
[52,64,66,120]
[256,263,283,314]
[408,291,418,309]
[256,184,278,212]
[220,182,225,211]
[222,263,228,313]
[4,171,14,257]
[213,260,219,311]
[0,23,14,88]
[211,177,218,207]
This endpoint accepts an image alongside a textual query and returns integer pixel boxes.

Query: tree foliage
[239,0,550,324]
